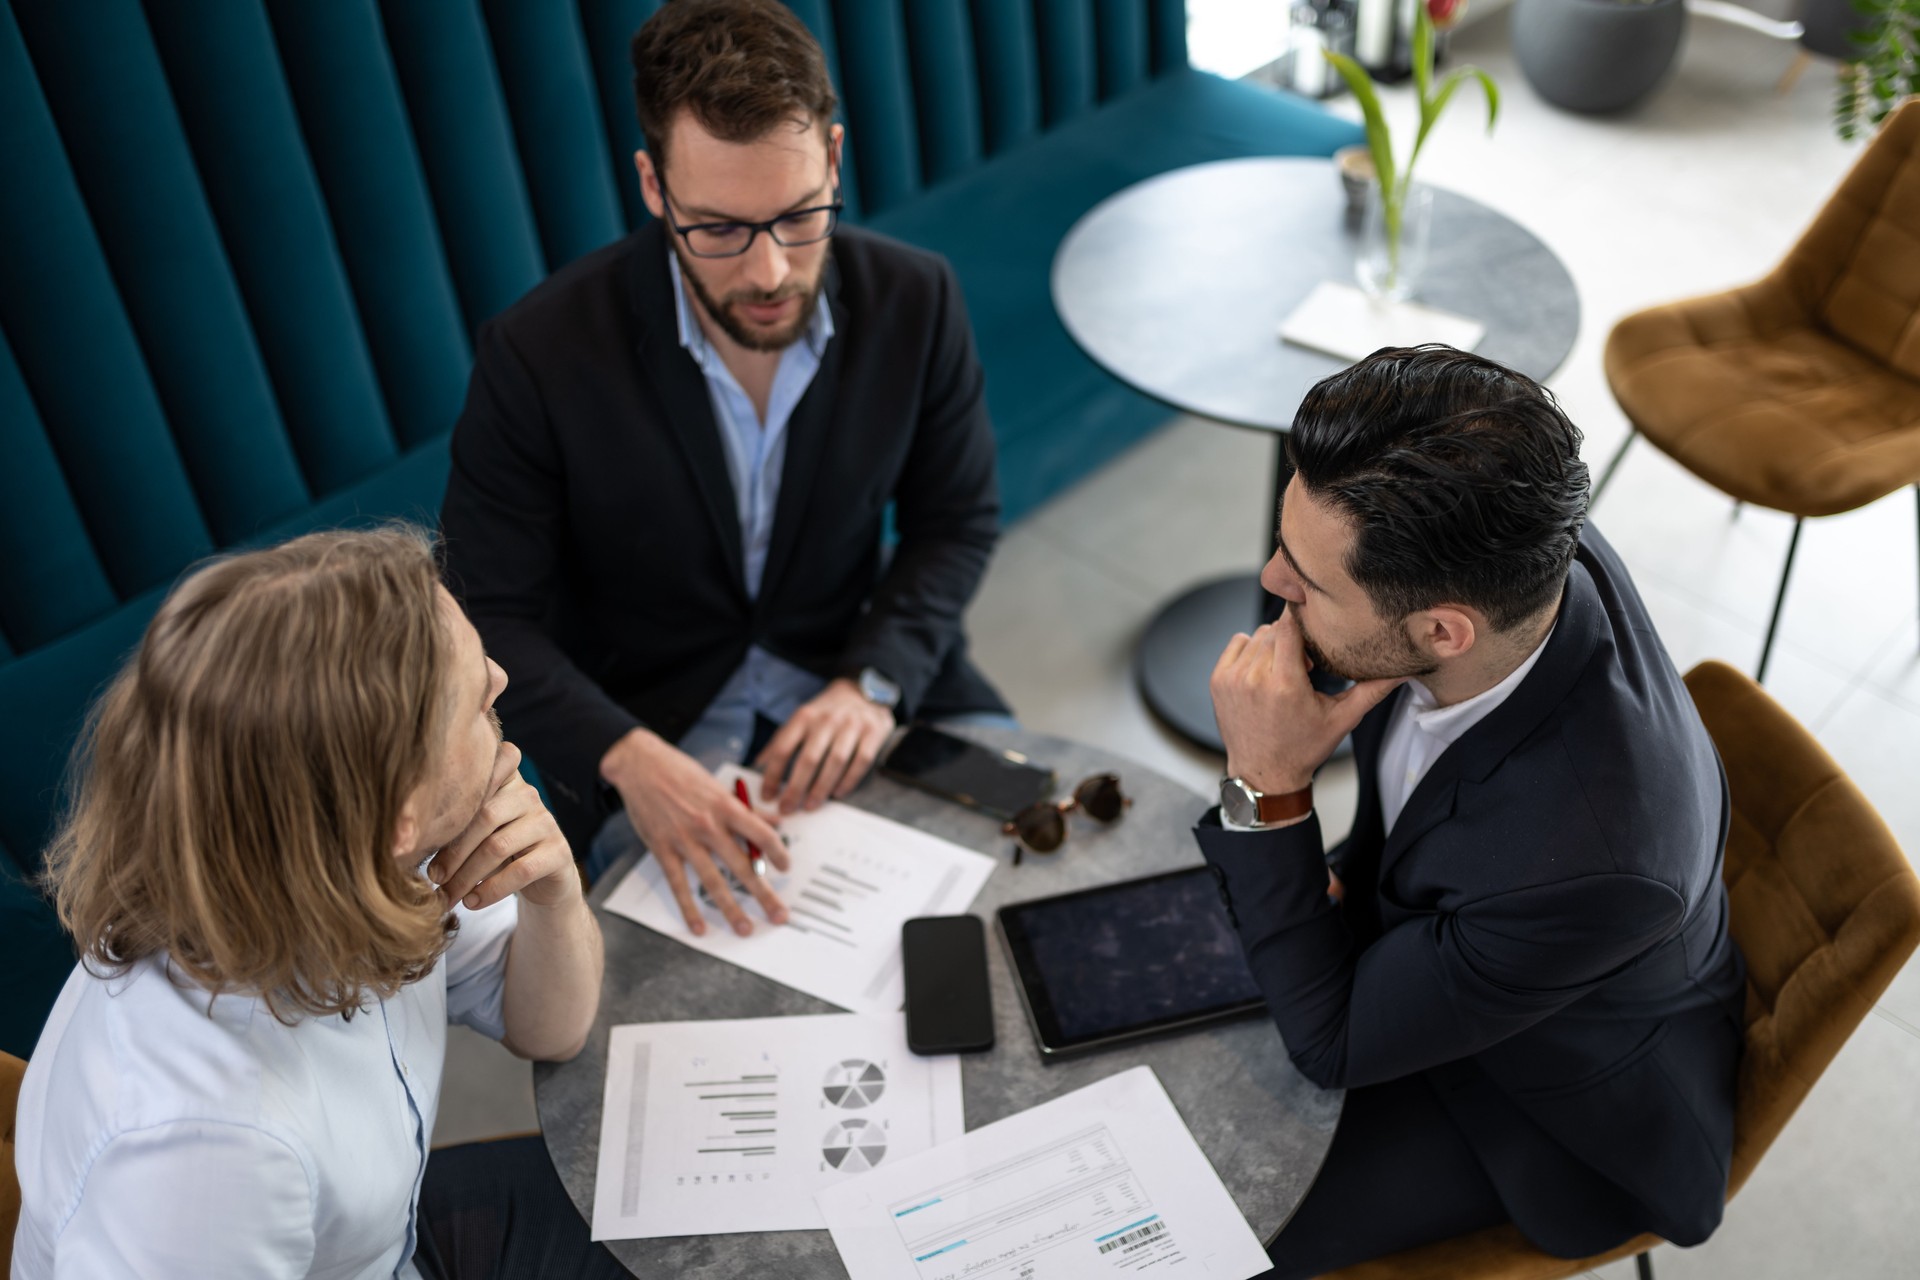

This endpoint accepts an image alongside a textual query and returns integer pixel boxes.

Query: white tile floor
[435,15,1920,1277]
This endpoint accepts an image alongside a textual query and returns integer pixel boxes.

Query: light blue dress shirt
[668,252,836,769]
[11,897,519,1279]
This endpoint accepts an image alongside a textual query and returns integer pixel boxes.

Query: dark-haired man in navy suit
[1200,346,1745,1275]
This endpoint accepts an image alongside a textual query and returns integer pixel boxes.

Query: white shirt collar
[1401,619,1558,748]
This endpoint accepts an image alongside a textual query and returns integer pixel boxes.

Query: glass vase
[1355,180,1433,303]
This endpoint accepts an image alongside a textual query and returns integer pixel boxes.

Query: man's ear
[635,149,664,220]
[392,796,422,865]
[829,122,845,180]
[1414,606,1478,661]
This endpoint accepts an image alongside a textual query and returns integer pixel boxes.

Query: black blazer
[1196,528,1746,1257]
[442,222,1006,847]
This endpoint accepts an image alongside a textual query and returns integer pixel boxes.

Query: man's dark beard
[1298,613,1437,684]
[675,241,827,353]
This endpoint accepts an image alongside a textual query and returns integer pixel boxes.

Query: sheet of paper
[602,764,996,1013]
[1278,279,1486,363]
[815,1065,1269,1280]
[591,1013,964,1240]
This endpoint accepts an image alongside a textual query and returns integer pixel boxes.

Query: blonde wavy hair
[42,525,458,1021]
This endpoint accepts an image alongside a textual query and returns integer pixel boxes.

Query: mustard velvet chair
[3,1051,24,1277]
[1602,98,1920,682]
[1313,660,1920,1280]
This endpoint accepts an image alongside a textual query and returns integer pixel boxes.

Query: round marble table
[1052,156,1581,750]
[535,727,1343,1277]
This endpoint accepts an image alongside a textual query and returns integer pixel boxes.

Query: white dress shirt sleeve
[54,1120,316,1278]
[444,895,519,1041]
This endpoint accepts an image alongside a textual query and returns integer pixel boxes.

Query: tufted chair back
[0,0,1188,877]
[1778,97,1920,378]
[1683,660,1920,1199]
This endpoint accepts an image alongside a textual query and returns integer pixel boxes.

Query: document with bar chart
[815,1066,1269,1279]
[601,765,996,1013]
[590,1013,963,1240]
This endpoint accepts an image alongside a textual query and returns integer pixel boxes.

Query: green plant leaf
[1325,50,1397,202]
[1413,10,1434,104]
[1408,64,1500,173]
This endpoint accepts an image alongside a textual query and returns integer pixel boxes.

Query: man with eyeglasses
[441,0,1008,938]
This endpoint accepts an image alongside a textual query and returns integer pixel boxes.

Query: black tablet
[997,865,1267,1058]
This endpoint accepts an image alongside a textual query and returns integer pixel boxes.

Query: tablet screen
[998,866,1266,1055]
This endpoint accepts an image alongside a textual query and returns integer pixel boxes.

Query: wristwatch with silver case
[857,666,902,712]
[1220,775,1314,828]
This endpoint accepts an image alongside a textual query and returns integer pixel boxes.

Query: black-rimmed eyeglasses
[658,175,843,259]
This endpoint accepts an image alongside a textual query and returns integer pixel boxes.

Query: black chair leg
[1758,517,1804,684]
[1594,430,1637,502]
[1636,1251,1656,1280]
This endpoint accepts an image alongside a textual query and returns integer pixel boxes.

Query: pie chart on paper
[822,1117,888,1171]
[822,1059,887,1109]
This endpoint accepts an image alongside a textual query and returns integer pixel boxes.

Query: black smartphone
[902,915,995,1055]
[880,724,1055,819]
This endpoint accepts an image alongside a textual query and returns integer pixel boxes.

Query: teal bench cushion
[870,67,1365,518]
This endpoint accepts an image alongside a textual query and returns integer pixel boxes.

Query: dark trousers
[414,1135,632,1280]
[1260,1073,1509,1280]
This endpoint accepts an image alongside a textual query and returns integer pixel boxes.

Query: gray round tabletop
[535,727,1343,1278]
[1051,155,1582,431]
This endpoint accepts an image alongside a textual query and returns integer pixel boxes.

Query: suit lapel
[628,223,745,590]
[759,252,845,600]
[1339,687,1398,940]
[1375,558,1607,883]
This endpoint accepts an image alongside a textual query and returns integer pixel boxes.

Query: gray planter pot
[1512,0,1689,114]
[1800,0,1872,60]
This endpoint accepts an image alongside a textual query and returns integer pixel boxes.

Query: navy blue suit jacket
[1196,528,1746,1256]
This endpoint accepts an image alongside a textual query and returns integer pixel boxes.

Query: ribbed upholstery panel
[0,330,116,657]
[905,1,985,188]
[18,0,312,546]
[480,0,628,269]
[1094,0,1149,98]
[0,2,213,597]
[381,0,549,335]
[970,0,1043,156]
[1149,0,1186,71]
[144,0,401,499]
[784,0,863,220]
[1034,0,1097,125]
[578,0,662,231]
[830,1,921,215]
[266,0,472,451]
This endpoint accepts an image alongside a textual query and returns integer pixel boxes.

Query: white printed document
[815,1065,1269,1280]
[602,764,996,1013]
[1279,279,1486,363]
[591,1013,964,1240]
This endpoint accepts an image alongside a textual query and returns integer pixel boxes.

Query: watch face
[860,668,901,708]
[1220,777,1259,827]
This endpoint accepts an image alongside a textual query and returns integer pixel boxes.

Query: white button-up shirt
[1375,625,1555,833]
[11,897,519,1280]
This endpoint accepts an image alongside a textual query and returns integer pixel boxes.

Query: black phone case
[903,916,996,1055]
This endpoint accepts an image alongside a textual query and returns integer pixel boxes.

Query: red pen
[734,777,769,878]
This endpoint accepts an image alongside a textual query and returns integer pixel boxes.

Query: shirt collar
[667,248,834,370]
[1402,620,1558,747]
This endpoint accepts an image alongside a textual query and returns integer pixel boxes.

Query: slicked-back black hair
[1286,345,1590,632]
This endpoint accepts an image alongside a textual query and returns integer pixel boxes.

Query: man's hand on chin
[1210,608,1403,798]
[428,740,581,912]
[755,677,895,814]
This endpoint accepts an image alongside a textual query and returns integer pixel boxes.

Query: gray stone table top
[1052,156,1581,430]
[535,727,1342,1278]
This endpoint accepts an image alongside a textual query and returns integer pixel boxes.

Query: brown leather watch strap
[1255,783,1314,824]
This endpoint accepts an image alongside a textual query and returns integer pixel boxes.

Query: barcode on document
[1097,1220,1167,1254]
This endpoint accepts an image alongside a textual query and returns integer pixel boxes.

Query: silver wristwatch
[1220,776,1314,828]
[857,666,902,711]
